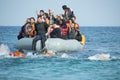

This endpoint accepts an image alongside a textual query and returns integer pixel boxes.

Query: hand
[45,33,48,36]
[36,10,38,15]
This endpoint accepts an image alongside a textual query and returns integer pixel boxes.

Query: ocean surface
[0,26,120,80]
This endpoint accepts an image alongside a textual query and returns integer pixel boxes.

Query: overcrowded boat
[16,5,86,52]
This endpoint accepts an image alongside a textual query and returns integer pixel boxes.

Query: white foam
[88,53,110,61]
[61,53,78,59]
[26,52,33,57]
[61,53,69,58]
[0,44,10,56]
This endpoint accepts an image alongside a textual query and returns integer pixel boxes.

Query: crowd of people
[17,5,82,51]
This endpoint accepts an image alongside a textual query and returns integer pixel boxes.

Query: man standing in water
[32,16,49,52]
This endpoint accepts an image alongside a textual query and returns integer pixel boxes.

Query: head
[40,10,44,16]
[42,48,48,54]
[62,5,69,11]
[57,16,61,21]
[18,49,24,53]
[27,26,32,32]
[49,9,54,15]
[71,16,76,23]
[26,18,31,23]
[37,16,43,23]
[44,13,49,19]
[30,17,35,24]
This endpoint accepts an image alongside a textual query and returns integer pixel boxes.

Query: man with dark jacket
[32,16,49,51]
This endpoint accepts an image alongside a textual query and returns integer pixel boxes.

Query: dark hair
[62,5,68,9]
[18,49,24,53]
[42,48,48,53]
[40,10,44,13]
[45,13,50,19]
[30,17,35,21]
[72,16,76,19]
[27,18,31,20]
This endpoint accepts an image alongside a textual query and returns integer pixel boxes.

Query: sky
[0,0,120,26]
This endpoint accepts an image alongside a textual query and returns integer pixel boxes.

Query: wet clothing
[32,22,49,50]
[9,52,26,58]
[32,35,47,50]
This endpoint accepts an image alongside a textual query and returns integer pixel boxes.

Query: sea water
[0,26,120,80]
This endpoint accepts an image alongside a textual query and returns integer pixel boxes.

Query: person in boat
[36,10,45,22]
[32,16,49,51]
[67,20,77,39]
[57,17,69,39]
[43,12,50,25]
[26,17,36,38]
[26,18,31,23]
[17,18,31,40]
[62,5,75,21]
[9,49,26,58]
[30,17,36,37]
[42,48,56,56]
[71,16,82,41]
[54,14,72,39]
[60,25,69,39]
[46,24,61,38]
[48,9,55,25]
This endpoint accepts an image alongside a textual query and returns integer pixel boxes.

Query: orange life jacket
[66,20,72,27]
[27,24,35,37]
[74,23,79,30]
[10,52,26,58]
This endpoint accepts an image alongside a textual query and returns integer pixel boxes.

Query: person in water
[42,48,56,56]
[9,49,26,58]
[32,16,49,51]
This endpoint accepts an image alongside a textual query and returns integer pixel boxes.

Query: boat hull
[16,38,84,52]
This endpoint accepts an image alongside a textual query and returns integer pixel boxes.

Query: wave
[60,53,78,59]
[88,53,111,61]
[0,44,120,61]
[0,44,10,56]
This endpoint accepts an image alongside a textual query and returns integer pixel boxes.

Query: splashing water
[0,44,10,56]
[61,53,69,58]
[26,52,33,57]
[88,53,110,61]
[61,53,78,59]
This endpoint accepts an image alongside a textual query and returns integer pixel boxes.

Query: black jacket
[35,22,49,35]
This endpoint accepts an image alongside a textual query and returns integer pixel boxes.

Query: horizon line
[0,25,120,27]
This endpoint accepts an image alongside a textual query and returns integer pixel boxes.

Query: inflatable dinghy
[16,35,85,52]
